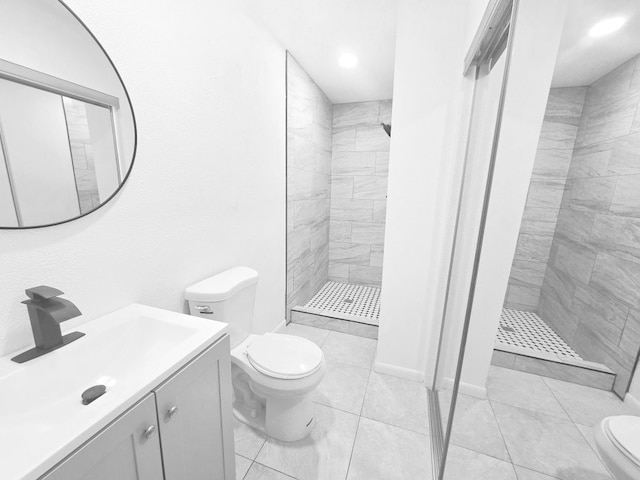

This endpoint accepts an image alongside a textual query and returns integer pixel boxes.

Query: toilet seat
[247,333,324,379]
[605,416,640,467]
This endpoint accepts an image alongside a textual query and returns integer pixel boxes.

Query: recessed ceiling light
[589,17,626,37]
[338,53,358,68]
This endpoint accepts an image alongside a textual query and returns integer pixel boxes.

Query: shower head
[381,122,391,137]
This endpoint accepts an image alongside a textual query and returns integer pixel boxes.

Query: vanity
[0,304,235,480]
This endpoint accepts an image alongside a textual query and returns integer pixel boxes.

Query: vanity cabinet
[40,335,234,480]
[155,334,235,479]
[41,393,164,480]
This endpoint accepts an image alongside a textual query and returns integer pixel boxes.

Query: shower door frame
[429,0,520,478]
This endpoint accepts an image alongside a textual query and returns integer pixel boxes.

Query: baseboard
[373,361,424,382]
[624,391,640,414]
[440,377,487,399]
[272,319,286,332]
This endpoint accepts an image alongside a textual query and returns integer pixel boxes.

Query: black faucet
[11,286,84,364]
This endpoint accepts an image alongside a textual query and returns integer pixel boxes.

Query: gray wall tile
[333,102,380,128]
[329,100,391,287]
[610,174,640,215]
[286,54,332,318]
[355,126,391,152]
[329,242,371,265]
[351,222,385,245]
[353,176,388,200]
[349,265,383,286]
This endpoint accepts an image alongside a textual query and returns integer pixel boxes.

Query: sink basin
[0,304,228,480]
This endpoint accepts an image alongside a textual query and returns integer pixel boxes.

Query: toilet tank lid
[185,266,258,302]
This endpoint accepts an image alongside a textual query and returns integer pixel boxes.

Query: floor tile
[278,323,331,347]
[313,361,370,414]
[487,366,570,420]
[234,418,266,460]
[236,454,252,480]
[543,378,632,427]
[321,331,377,368]
[575,422,598,453]
[361,371,430,435]
[440,392,511,461]
[443,444,517,480]
[255,403,359,480]
[492,402,611,480]
[514,465,561,480]
[347,417,432,480]
[244,462,296,479]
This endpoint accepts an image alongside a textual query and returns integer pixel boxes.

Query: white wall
[376,0,474,380]
[0,0,286,356]
[377,0,570,390]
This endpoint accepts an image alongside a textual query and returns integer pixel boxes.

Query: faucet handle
[25,285,65,301]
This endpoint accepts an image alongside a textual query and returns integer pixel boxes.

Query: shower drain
[343,298,353,304]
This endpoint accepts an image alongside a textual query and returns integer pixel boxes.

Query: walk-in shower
[285,52,391,339]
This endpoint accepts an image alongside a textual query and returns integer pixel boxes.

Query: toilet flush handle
[194,305,212,314]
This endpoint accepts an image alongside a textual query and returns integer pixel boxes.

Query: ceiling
[240,0,640,103]
[238,0,398,105]
[553,0,640,87]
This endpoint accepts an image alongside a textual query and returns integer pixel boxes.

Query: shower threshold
[291,281,380,339]
[493,309,615,391]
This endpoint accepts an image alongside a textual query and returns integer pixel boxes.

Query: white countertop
[0,304,228,480]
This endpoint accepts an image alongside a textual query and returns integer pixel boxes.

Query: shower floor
[496,308,582,360]
[296,281,381,326]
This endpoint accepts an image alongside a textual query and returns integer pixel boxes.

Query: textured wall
[0,0,286,356]
[286,54,332,318]
[539,55,640,396]
[328,100,391,287]
[505,88,586,310]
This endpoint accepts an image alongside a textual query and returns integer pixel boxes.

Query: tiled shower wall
[286,54,333,319]
[504,88,587,310]
[328,101,391,287]
[538,55,640,396]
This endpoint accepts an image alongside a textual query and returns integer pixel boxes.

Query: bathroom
[1,0,640,480]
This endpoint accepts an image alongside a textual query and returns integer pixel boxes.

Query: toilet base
[594,418,640,480]
[233,393,315,442]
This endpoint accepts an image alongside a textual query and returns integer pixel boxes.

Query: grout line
[251,461,298,479]
[242,460,253,480]
[487,399,514,464]
[359,369,373,417]
[344,414,362,480]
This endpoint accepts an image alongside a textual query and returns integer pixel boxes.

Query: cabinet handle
[143,425,156,440]
[167,406,179,419]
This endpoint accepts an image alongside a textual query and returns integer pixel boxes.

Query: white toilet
[594,416,640,480]
[185,266,326,442]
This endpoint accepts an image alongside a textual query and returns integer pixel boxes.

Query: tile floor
[233,323,633,480]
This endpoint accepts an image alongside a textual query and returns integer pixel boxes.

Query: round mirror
[0,0,136,228]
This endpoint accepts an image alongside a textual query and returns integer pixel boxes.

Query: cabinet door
[155,334,235,480]
[41,393,163,480]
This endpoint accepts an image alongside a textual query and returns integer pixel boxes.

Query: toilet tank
[185,266,259,348]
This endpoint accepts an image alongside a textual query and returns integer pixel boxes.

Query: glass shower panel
[428,0,516,477]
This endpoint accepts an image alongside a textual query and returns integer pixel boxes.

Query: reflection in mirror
[0,0,135,228]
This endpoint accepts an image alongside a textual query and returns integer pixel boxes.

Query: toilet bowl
[185,266,326,442]
[231,333,325,441]
[594,416,640,480]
